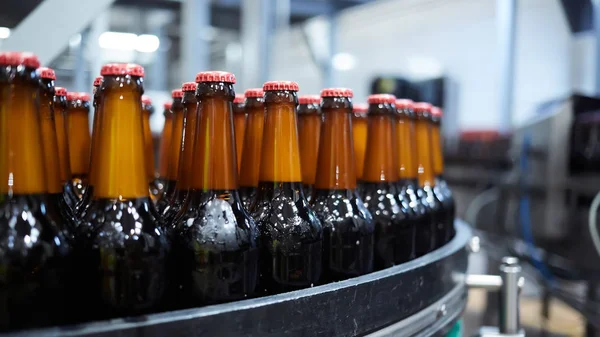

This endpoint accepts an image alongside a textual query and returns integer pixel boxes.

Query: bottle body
[400,179,435,256]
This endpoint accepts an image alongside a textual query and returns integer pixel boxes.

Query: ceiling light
[332,53,357,71]
[136,34,160,53]
[98,32,138,51]
[0,27,10,39]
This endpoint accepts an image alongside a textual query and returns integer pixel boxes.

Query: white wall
[269,0,573,131]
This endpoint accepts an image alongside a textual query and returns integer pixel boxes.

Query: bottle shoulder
[311,190,374,234]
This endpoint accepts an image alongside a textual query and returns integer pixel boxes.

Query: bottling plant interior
[0,0,598,336]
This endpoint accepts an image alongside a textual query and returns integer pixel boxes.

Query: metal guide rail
[9,221,472,337]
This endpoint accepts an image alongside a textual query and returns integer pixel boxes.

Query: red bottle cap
[244,88,264,98]
[182,82,197,92]
[263,81,299,92]
[172,89,183,98]
[37,67,56,80]
[164,102,172,110]
[0,52,40,69]
[367,94,396,104]
[100,63,145,77]
[55,87,67,97]
[298,95,321,105]
[431,106,443,117]
[395,99,414,109]
[195,71,236,84]
[413,102,433,113]
[67,92,91,102]
[142,95,152,106]
[320,88,353,98]
[93,76,103,86]
[234,94,245,104]
[353,103,368,114]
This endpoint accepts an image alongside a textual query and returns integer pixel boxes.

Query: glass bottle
[311,88,374,282]
[54,86,79,209]
[360,94,414,269]
[297,95,322,201]
[0,51,72,331]
[238,88,265,209]
[233,94,247,173]
[76,63,168,320]
[252,81,322,294]
[66,92,92,199]
[171,71,258,306]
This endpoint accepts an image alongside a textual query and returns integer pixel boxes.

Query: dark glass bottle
[66,91,91,199]
[297,95,322,201]
[76,63,168,320]
[251,81,322,294]
[157,102,173,198]
[395,99,435,256]
[360,94,414,269]
[156,90,184,214]
[54,86,79,209]
[352,103,368,182]
[430,106,456,244]
[142,95,159,196]
[162,82,198,225]
[37,67,77,236]
[171,71,258,306]
[414,102,445,250]
[76,76,103,216]
[0,51,72,331]
[233,94,246,173]
[238,88,265,209]
[311,88,374,282]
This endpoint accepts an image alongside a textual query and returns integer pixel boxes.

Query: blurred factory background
[3,0,600,335]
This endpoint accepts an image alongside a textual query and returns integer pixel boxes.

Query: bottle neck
[362,113,397,183]
[93,75,148,199]
[239,102,265,188]
[0,68,47,195]
[53,96,71,182]
[315,104,356,190]
[142,109,155,182]
[177,94,198,191]
[190,96,238,191]
[298,113,322,186]
[259,99,302,183]
[352,115,368,181]
[39,81,62,194]
[415,118,435,187]
[233,104,247,173]
[167,98,184,181]
[67,105,91,177]
[396,115,418,180]
[431,122,444,177]
[158,112,173,178]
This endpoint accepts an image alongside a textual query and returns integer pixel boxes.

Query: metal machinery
[450,94,600,335]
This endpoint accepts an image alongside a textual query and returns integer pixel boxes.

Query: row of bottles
[0,51,454,332]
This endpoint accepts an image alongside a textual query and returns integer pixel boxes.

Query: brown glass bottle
[0,52,72,331]
[238,88,265,209]
[233,94,247,173]
[171,71,258,306]
[311,88,374,282]
[251,81,322,294]
[157,102,173,195]
[395,99,435,256]
[360,94,414,269]
[430,106,456,244]
[156,90,183,214]
[66,91,91,199]
[352,103,368,182]
[76,63,167,320]
[37,67,77,235]
[162,82,197,224]
[54,87,79,209]
[297,95,322,201]
[76,76,104,216]
[142,95,158,192]
[414,102,444,251]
